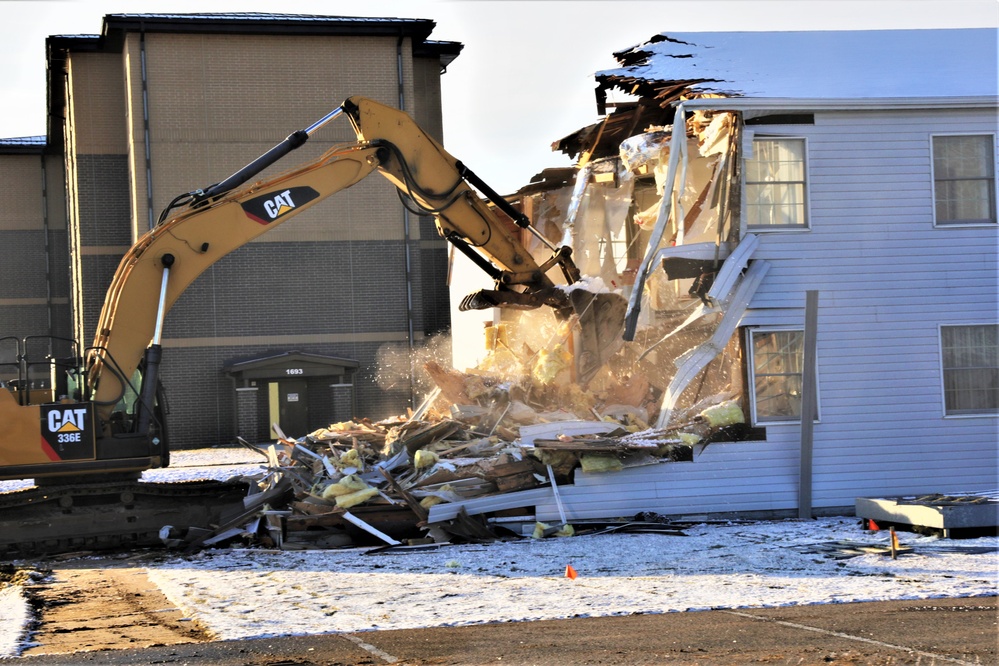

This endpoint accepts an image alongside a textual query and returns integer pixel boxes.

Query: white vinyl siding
[940,323,999,415]
[746,109,998,506]
[932,134,997,225]
[745,137,809,229]
[561,108,997,521]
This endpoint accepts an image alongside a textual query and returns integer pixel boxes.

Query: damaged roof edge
[676,96,999,112]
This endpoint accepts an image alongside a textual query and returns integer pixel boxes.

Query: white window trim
[929,132,998,229]
[746,326,821,426]
[743,135,812,233]
[937,321,999,419]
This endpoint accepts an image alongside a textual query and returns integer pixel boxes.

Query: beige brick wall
[65,52,127,155]
[121,32,436,243]
[0,156,44,230]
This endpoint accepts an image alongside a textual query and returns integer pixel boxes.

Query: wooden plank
[532,437,655,452]
[518,421,619,446]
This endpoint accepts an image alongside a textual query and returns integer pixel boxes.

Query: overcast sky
[2,0,996,192]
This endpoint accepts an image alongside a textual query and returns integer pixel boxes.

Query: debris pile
[176,102,755,552]
[177,349,750,551]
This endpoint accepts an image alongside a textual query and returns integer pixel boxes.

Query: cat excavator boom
[0,96,626,487]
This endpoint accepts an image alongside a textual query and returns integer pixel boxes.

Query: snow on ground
[0,585,30,658]
[145,517,998,641]
[0,446,266,495]
[1,448,997,656]
[0,446,265,658]
[140,447,266,484]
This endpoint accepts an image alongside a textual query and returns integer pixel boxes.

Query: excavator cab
[0,334,168,481]
[0,335,82,407]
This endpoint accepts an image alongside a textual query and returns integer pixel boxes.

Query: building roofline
[101,13,439,46]
[0,136,48,155]
[678,95,999,112]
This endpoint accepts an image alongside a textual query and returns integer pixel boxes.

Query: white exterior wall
[549,107,998,521]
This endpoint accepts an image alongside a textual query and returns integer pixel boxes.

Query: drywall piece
[856,496,999,537]
[561,162,594,248]
[656,259,770,428]
[547,464,568,525]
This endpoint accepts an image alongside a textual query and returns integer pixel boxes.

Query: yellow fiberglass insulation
[699,400,745,428]
[321,473,369,499]
[335,486,379,509]
[531,346,570,385]
[339,448,363,471]
[414,449,439,469]
[579,453,623,473]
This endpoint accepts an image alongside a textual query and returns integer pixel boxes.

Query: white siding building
[536,29,998,520]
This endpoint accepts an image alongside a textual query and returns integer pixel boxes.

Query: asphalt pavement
[17,596,997,665]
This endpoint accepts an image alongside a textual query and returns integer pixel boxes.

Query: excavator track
[0,479,250,558]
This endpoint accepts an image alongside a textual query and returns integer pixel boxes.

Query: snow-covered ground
[1,448,997,657]
[145,518,999,642]
[0,586,30,658]
[0,447,267,495]
[0,447,265,657]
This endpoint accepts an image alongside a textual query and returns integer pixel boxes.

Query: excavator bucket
[568,290,629,385]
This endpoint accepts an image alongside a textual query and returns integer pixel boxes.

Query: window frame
[746,327,820,426]
[743,135,811,232]
[937,322,999,418]
[930,133,998,228]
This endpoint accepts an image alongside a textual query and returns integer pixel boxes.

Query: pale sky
[2,0,996,193]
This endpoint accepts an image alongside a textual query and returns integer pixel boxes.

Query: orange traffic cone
[565,565,578,580]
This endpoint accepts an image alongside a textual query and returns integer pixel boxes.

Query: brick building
[0,13,461,448]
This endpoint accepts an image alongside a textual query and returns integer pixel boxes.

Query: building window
[749,329,815,423]
[932,135,996,225]
[745,138,808,229]
[940,324,998,415]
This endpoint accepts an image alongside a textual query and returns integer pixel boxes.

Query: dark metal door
[278,379,309,437]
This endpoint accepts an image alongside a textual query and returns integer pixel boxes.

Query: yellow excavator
[0,97,625,552]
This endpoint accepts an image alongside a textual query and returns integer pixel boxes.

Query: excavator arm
[87,96,625,438]
[340,97,582,315]
[87,143,383,427]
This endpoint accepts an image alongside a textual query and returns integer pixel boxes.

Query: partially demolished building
[445,29,997,521]
[3,23,996,545]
